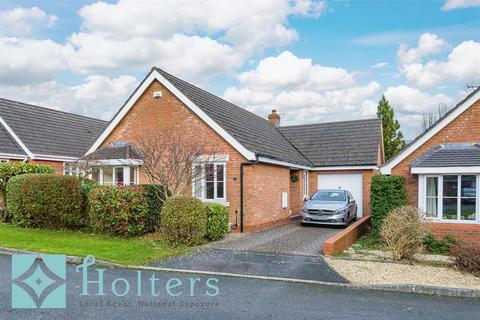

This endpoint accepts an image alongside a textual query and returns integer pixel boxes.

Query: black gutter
[240,160,257,233]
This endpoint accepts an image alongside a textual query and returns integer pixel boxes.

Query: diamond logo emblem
[12,254,66,309]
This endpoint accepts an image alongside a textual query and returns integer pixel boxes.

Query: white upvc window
[419,174,480,223]
[192,162,226,203]
[303,170,309,199]
[97,166,139,186]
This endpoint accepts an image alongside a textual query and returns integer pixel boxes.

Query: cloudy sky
[0,0,479,139]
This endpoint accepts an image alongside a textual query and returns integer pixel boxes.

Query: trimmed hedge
[161,195,207,246]
[88,186,147,237]
[0,163,54,221]
[204,203,229,241]
[6,174,38,227]
[370,175,407,237]
[142,184,169,232]
[6,174,84,228]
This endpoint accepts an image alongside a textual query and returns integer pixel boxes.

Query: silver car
[301,189,357,226]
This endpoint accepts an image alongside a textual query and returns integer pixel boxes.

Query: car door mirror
[348,198,355,203]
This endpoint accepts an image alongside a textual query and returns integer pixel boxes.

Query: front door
[114,167,124,186]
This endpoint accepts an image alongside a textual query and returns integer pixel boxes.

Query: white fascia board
[411,166,480,174]
[78,159,143,166]
[87,69,256,161]
[257,156,312,170]
[31,154,79,162]
[0,116,34,158]
[0,153,27,160]
[380,89,480,175]
[313,165,378,171]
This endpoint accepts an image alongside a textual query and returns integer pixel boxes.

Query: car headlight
[335,207,348,215]
[301,207,308,214]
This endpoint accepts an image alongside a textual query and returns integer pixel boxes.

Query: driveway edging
[0,246,479,299]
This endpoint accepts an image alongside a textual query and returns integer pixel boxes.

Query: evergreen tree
[376,95,406,161]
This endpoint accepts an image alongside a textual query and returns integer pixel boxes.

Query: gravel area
[325,257,480,290]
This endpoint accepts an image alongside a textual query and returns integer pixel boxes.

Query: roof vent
[153,91,162,99]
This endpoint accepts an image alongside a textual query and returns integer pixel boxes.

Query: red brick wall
[428,223,480,245]
[29,160,64,175]
[323,216,371,255]
[243,163,292,232]
[392,99,480,206]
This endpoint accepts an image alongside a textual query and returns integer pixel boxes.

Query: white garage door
[317,173,363,217]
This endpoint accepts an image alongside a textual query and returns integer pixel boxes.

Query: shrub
[6,174,42,227]
[450,243,480,277]
[380,205,426,261]
[0,163,54,221]
[161,195,207,246]
[423,233,461,254]
[88,186,147,237]
[7,174,84,228]
[142,184,169,233]
[204,203,229,241]
[370,175,407,237]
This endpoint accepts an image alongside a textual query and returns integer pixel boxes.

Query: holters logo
[11,254,67,309]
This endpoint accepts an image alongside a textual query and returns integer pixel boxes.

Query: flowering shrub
[88,186,147,237]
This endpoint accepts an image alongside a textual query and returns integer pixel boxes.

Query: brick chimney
[267,109,281,126]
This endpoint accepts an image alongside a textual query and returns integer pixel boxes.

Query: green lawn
[0,224,189,265]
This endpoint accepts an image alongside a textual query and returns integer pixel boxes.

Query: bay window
[421,174,479,222]
[192,162,226,202]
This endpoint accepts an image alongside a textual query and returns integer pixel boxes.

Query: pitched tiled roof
[156,68,312,166]
[278,119,382,166]
[81,142,143,160]
[0,124,25,155]
[411,143,480,167]
[0,98,108,158]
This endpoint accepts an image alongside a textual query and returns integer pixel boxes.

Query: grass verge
[0,223,189,265]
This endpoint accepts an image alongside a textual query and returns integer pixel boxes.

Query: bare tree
[133,128,218,203]
[420,103,452,133]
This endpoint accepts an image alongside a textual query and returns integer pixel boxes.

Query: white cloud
[371,62,389,69]
[0,6,57,36]
[223,51,380,124]
[384,85,454,114]
[69,33,244,81]
[398,34,480,88]
[397,33,447,65]
[0,75,138,120]
[0,37,73,85]
[78,0,325,47]
[442,0,480,11]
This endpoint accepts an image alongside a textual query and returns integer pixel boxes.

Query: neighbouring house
[84,67,384,232]
[380,88,480,244]
[0,98,107,173]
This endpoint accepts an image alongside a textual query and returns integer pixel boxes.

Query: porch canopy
[411,143,480,174]
[78,142,143,186]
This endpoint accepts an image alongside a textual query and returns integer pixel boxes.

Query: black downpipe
[240,161,257,233]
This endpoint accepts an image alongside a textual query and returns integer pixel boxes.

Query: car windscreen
[310,191,346,201]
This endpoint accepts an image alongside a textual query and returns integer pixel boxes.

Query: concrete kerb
[1,247,479,299]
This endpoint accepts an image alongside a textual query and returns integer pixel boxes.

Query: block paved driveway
[207,221,340,255]
[152,221,347,283]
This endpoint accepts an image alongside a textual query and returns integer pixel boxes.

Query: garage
[317,173,363,217]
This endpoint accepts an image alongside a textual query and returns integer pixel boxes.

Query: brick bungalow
[84,67,384,232]
[0,98,107,173]
[380,88,480,244]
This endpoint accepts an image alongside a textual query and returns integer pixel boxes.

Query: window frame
[420,174,480,223]
[303,170,309,199]
[192,161,227,204]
